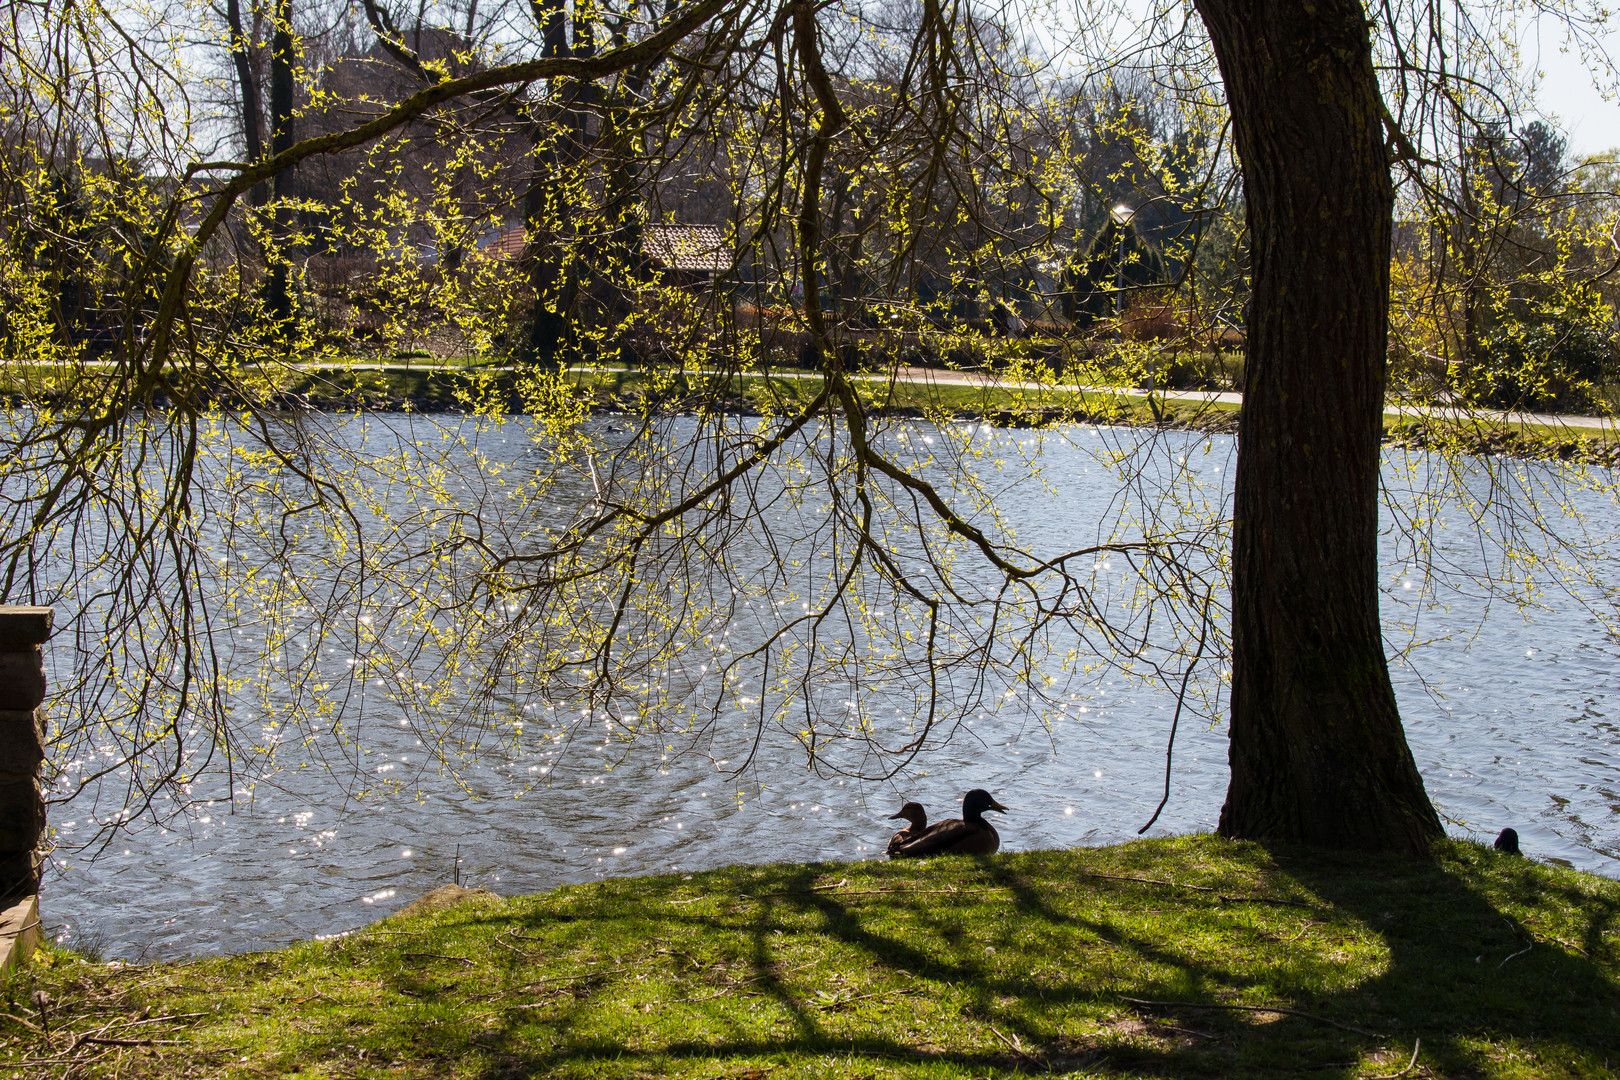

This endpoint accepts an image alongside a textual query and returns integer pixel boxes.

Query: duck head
[962,788,1008,820]
[888,801,927,828]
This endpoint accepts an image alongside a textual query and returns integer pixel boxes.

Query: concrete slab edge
[0,894,39,978]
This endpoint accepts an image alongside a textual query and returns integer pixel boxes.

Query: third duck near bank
[889,789,1008,857]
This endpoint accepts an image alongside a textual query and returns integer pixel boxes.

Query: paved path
[670,365,1618,433]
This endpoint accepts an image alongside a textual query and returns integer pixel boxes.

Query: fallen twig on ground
[986,1022,1042,1065]
[473,966,629,1001]
[1497,943,1534,968]
[1369,1038,1421,1079]
[1121,997,1380,1037]
[401,952,474,966]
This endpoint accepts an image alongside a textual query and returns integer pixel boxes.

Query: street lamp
[1110,204,1135,322]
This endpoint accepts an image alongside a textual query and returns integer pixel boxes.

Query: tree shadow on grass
[453,860,1075,1078]
[1018,844,1620,1078]
[330,844,1618,1079]
[1230,845,1620,1078]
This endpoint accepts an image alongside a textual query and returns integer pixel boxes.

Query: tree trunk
[1192,0,1443,853]
[223,0,267,207]
[521,0,579,367]
[264,0,296,328]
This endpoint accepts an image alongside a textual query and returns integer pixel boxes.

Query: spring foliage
[0,0,1616,838]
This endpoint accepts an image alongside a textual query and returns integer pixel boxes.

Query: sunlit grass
[4,836,1617,1078]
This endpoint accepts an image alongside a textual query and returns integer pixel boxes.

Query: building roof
[644,224,729,273]
[477,223,527,260]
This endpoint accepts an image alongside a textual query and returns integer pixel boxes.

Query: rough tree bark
[264,0,297,327]
[523,0,582,366]
[1192,0,1444,852]
[223,0,267,207]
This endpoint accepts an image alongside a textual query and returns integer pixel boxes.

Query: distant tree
[222,0,269,205]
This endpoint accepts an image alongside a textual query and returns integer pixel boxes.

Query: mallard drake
[890,789,1007,858]
[885,802,928,855]
[1494,827,1522,855]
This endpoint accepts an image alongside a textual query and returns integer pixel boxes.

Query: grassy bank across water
[7,359,1618,464]
[3,836,1617,1078]
[294,364,1620,466]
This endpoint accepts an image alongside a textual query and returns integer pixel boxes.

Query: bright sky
[1521,13,1619,156]
[1028,0,1620,159]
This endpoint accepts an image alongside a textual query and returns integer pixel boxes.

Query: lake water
[36,414,1620,959]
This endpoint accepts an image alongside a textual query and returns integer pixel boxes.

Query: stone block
[0,649,45,711]
[0,780,43,852]
[0,608,51,649]
[0,850,39,899]
[0,710,43,776]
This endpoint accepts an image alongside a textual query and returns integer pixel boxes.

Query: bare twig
[0,1012,47,1034]
[1369,1038,1421,1079]
[115,1012,211,1028]
[401,952,475,966]
[474,967,629,1000]
[1497,943,1533,968]
[1082,872,1216,891]
[1121,998,1380,1037]
[747,878,848,897]
[491,933,534,955]
[74,1036,186,1047]
[1138,590,1214,834]
[672,959,818,1002]
[986,1022,1041,1064]
[1080,872,1314,908]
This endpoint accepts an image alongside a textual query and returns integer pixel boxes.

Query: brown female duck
[890,789,1007,857]
[885,802,929,855]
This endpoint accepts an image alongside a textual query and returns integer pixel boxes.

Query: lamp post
[1110,203,1135,323]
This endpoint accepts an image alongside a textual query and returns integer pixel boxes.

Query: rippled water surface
[42,417,1620,958]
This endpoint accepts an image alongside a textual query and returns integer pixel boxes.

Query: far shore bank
[7,359,1618,467]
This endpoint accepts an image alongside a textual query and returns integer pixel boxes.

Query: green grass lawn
[559,365,1212,424]
[4,836,1617,1078]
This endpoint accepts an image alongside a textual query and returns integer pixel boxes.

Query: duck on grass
[888,788,1009,858]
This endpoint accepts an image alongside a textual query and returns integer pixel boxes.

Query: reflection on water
[42,417,1620,958]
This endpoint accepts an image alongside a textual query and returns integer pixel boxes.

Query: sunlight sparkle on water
[47,419,1620,959]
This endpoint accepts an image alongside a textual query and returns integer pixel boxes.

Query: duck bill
[987,799,1008,813]
[887,811,907,820]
